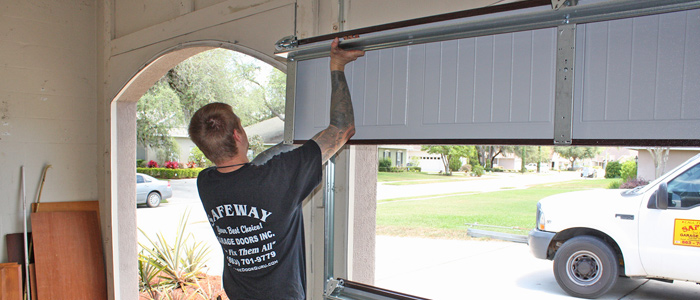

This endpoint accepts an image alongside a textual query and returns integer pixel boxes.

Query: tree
[476,145,515,169]
[513,146,552,172]
[421,145,475,175]
[553,146,599,168]
[137,48,286,163]
[136,80,183,151]
[646,147,669,179]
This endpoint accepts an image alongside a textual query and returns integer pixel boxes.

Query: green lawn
[376,178,617,239]
[378,171,477,185]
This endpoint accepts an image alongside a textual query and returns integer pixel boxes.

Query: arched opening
[109,41,285,299]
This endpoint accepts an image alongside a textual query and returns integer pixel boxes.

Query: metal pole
[324,156,336,285]
[21,166,31,300]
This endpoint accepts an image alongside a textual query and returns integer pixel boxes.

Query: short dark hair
[188,103,242,164]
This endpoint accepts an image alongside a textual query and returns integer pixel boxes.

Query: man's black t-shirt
[196,140,322,300]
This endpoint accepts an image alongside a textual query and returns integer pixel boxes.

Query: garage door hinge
[275,35,298,51]
[324,278,345,298]
[551,0,578,10]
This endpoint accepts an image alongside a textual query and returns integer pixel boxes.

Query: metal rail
[277,0,700,61]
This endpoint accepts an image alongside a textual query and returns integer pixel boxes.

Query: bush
[164,161,179,169]
[137,167,203,179]
[605,161,621,178]
[147,160,159,168]
[189,147,213,168]
[138,210,211,294]
[620,160,637,182]
[137,159,146,168]
[620,177,649,189]
[378,158,392,170]
[448,156,462,172]
[607,180,622,189]
[407,166,422,172]
[492,167,505,172]
[472,165,485,177]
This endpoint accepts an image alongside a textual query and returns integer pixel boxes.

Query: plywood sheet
[31,211,106,300]
[31,201,100,225]
[4,233,32,264]
[0,263,22,300]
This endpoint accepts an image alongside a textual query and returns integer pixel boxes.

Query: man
[188,37,364,300]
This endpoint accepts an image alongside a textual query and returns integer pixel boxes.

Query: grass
[376,178,618,239]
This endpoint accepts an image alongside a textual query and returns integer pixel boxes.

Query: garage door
[280,0,700,147]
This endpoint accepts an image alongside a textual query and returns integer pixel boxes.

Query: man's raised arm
[312,37,365,163]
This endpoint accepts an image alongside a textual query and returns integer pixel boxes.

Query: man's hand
[330,37,365,72]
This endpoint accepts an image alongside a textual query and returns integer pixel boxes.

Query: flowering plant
[147,160,159,168]
[186,161,197,168]
[164,161,179,169]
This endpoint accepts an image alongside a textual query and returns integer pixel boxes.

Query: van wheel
[146,192,161,208]
[553,236,618,299]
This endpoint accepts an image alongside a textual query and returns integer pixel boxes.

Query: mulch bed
[139,274,229,300]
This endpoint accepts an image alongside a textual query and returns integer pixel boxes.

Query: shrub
[607,180,622,189]
[448,156,462,172]
[407,166,421,172]
[620,160,637,182]
[461,164,472,173]
[620,177,649,189]
[137,167,203,179]
[164,161,179,169]
[138,210,211,293]
[605,161,621,178]
[189,147,213,168]
[492,167,505,172]
[472,165,485,177]
[378,158,392,169]
[137,159,146,168]
[147,160,159,168]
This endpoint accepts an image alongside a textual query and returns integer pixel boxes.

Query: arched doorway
[109,41,285,299]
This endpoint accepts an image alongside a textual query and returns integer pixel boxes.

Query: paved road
[137,174,700,299]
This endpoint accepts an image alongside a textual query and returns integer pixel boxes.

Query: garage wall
[0,0,97,263]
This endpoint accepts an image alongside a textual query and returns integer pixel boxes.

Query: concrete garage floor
[375,236,700,300]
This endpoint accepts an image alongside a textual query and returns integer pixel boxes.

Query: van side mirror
[648,183,668,210]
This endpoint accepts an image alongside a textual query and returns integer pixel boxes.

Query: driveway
[375,236,700,300]
[137,174,700,299]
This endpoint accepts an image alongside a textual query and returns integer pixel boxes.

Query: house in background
[137,127,196,165]
[138,116,285,164]
[378,145,413,168]
[635,148,700,180]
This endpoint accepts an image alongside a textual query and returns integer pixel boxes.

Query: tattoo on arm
[312,71,356,163]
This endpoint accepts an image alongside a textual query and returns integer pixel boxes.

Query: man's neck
[215,155,249,173]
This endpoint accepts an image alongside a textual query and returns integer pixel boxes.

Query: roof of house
[244,116,285,145]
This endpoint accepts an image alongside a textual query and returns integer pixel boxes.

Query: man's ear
[233,128,243,143]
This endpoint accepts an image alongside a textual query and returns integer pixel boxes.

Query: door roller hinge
[324,278,345,298]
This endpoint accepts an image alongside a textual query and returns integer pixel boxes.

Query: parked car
[528,154,700,298]
[580,166,600,178]
[136,173,172,208]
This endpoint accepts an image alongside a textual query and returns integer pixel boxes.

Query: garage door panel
[289,1,700,144]
[293,27,557,141]
[682,11,700,120]
[574,8,700,140]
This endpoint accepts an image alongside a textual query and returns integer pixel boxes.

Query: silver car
[136,173,172,207]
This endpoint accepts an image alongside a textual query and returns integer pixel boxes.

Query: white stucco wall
[0,0,97,264]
